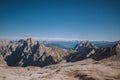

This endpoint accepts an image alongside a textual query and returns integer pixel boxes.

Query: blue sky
[0,0,120,41]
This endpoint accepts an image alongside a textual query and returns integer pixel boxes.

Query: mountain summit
[74,41,96,51]
[0,38,68,67]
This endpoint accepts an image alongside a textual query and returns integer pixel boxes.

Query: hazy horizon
[0,36,118,41]
[0,0,120,41]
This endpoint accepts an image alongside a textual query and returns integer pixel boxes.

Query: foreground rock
[0,59,120,80]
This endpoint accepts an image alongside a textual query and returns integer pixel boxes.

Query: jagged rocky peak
[25,38,38,47]
[74,41,96,51]
[0,40,10,47]
[0,38,69,67]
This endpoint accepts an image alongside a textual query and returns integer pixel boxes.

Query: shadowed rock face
[0,38,68,67]
[104,40,120,61]
[90,40,120,61]
[65,41,96,62]
[65,47,95,62]
[65,40,120,62]
[91,47,114,61]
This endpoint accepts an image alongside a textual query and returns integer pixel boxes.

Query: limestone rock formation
[0,38,68,67]
[65,40,120,62]
[0,55,7,66]
[104,40,120,61]
[74,41,96,51]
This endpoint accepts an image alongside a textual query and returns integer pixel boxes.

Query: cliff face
[0,38,68,67]
[65,41,96,62]
[65,40,120,62]
[104,40,120,61]
[90,40,120,61]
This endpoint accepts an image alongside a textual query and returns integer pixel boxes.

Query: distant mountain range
[0,38,119,67]
[42,40,115,49]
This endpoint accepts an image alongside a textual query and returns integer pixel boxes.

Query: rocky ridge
[0,38,69,67]
[74,41,96,51]
[65,40,120,62]
[0,38,120,67]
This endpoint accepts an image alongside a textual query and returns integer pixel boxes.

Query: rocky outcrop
[65,40,120,62]
[65,47,95,62]
[0,55,7,66]
[65,41,96,62]
[90,40,120,61]
[74,41,96,51]
[102,40,120,61]
[0,38,68,67]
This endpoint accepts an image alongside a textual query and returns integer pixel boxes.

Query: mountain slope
[65,40,120,62]
[0,38,69,67]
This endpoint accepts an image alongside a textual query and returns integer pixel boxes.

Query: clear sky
[0,0,120,41]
